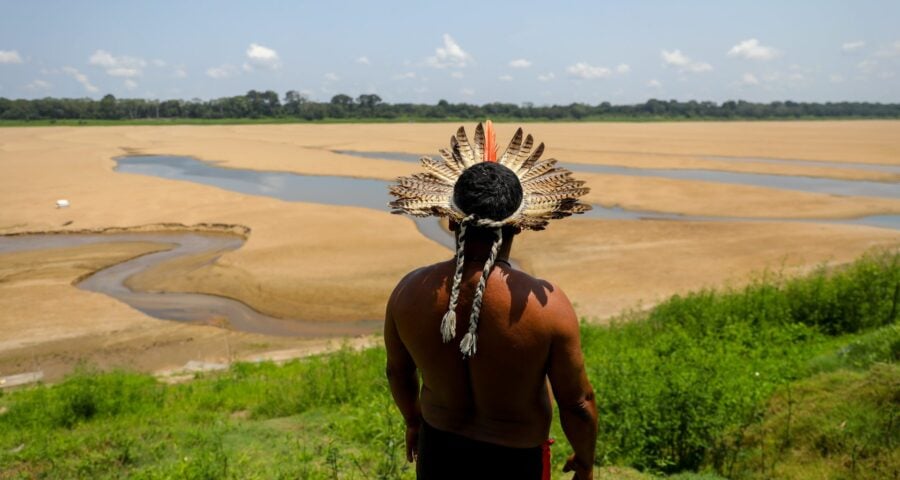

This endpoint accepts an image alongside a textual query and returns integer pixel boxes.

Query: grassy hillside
[0,251,897,479]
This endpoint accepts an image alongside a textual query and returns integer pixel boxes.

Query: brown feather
[438,148,464,173]
[455,126,478,167]
[519,158,558,182]
[522,170,574,189]
[515,142,545,176]
[498,128,524,166]
[472,122,485,162]
[504,134,533,172]
[420,157,459,184]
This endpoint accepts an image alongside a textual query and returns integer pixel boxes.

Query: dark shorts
[416,421,546,480]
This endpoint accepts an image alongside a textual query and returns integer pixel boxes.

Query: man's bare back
[385,250,597,478]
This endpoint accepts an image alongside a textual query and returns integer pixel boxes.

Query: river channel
[2,152,897,337]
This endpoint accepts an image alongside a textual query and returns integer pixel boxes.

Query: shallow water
[332,150,900,199]
[546,148,900,175]
[701,155,900,175]
[582,205,900,230]
[328,150,900,230]
[116,155,454,250]
[0,232,381,337]
[118,155,900,230]
[6,152,897,338]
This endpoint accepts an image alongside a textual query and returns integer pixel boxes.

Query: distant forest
[2,90,899,121]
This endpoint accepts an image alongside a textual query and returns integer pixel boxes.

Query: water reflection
[116,155,900,231]
[331,150,900,199]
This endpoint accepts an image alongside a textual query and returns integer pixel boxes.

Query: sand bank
[1,122,898,378]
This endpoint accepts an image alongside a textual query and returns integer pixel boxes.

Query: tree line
[1,90,899,121]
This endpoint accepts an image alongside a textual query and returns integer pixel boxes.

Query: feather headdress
[389,121,591,357]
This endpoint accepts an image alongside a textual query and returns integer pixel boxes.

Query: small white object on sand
[56,199,70,208]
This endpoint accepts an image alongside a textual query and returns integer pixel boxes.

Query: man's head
[451,162,523,240]
[453,162,523,221]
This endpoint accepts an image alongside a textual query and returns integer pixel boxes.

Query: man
[385,122,597,479]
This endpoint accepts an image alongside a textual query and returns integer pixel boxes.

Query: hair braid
[440,215,474,342]
[459,227,503,358]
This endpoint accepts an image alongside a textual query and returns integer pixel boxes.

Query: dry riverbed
[1,122,898,380]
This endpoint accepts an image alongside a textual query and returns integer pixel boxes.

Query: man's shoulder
[505,269,569,303]
[398,260,451,284]
[388,260,452,302]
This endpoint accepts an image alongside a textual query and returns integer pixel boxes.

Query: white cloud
[498,74,513,81]
[393,72,416,80]
[727,38,779,61]
[450,71,464,79]
[25,79,51,91]
[647,79,662,88]
[460,88,475,96]
[842,41,866,53]
[567,62,612,79]
[245,43,280,69]
[124,79,138,90]
[508,58,531,68]
[173,67,188,78]
[324,72,340,81]
[660,49,713,73]
[537,72,555,82]
[356,56,370,65]
[206,64,237,79]
[62,66,98,93]
[0,50,23,64]
[874,40,900,58]
[756,70,808,86]
[829,74,845,83]
[858,59,878,73]
[425,34,472,68]
[738,73,760,86]
[108,67,141,77]
[615,63,631,74]
[89,50,146,77]
[152,59,166,67]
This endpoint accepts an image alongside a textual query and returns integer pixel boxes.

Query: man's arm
[547,289,598,479]
[384,294,421,462]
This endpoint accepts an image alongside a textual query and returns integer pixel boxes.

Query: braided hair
[441,162,523,358]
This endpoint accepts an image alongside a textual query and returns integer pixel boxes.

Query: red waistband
[541,438,555,480]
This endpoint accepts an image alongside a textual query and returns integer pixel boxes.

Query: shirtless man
[385,128,597,479]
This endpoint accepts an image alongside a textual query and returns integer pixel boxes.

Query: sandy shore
[1,122,898,380]
[0,241,350,382]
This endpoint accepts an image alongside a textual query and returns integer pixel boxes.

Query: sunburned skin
[385,230,598,477]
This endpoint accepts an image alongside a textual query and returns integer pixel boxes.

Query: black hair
[453,162,523,221]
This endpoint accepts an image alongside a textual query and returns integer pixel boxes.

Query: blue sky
[1,1,898,104]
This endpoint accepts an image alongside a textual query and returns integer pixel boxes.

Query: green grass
[723,363,898,479]
[1,349,405,479]
[0,251,897,478]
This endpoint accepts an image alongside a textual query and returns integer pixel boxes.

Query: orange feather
[484,120,497,162]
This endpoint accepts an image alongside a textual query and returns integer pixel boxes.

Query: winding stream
[331,150,900,229]
[3,151,897,338]
[0,232,381,337]
[333,149,900,199]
